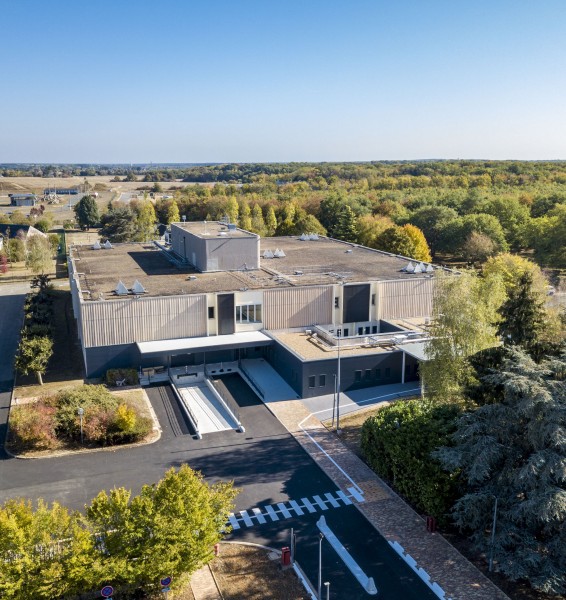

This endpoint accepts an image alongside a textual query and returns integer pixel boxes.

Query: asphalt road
[0,287,436,599]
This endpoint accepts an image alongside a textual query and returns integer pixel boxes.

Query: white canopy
[137,331,272,354]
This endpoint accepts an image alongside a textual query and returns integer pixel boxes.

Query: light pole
[336,330,341,434]
[488,496,498,572]
[324,581,330,600]
[318,532,324,600]
[77,407,84,444]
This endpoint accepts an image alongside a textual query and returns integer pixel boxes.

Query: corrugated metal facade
[263,286,333,329]
[377,278,435,319]
[81,294,207,347]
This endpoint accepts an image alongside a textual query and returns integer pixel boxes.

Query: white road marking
[277,502,293,519]
[252,507,266,524]
[289,499,304,516]
[264,505,280,521]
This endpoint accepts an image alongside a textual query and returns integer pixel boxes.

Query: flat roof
[172,221,256,239]
[71,235,441,300]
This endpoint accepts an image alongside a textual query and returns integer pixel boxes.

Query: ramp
[175,383,238,434]
[240,358,299,402]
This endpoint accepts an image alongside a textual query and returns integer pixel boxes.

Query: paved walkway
[190,564,221,600]
[265,398,510,600]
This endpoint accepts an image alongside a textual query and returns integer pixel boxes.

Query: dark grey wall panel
[379,319,405,333]
[343,284,370,323]
[84,344,141,379]
[217,294,235,335]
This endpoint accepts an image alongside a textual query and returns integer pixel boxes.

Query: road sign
[101,585,114,598]
[160,577,172,587]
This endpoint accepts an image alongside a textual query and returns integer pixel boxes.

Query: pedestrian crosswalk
[228,487,364,530]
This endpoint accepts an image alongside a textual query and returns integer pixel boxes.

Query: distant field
[0,175,210,194]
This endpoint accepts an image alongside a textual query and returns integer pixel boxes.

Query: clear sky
[3,0,566,163]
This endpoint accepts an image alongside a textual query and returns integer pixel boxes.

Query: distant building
[43,188,79,195]
[9,193,37,207]
[0,224,48,242]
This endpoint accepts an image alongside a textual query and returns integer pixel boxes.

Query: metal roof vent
[274,248,286,258]
[263,249,274,259]
[426,264,434,273]
[132,280,146,294]
[92,240,101,250]
[404,261,415,273]
[413,263,423,273]
[309,233,319,240]
[104,240,113,249]
[115,281,129,295]
[300,233,308,241]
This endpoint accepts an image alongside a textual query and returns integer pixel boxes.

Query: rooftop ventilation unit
[300,233,308,241]
[132,280,146,294]
[115,281,129,295]
[345,249,353,253]
[104,240,113,249]
[227,223,236,231]
[418,262,426,271]
[263,249,274,259]
[274,248,286,258]
[187,275,197,281]
[413,263,423,273]
[309,233,319,240]
[92,240,101,250]
[426,264,434,273]
[219,231,228,236]
[404,261,415,273]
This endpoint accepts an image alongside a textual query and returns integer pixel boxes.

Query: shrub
[113,403,137,433]
[9,402,58,450]
[55,385,119,441]
[105,368,139,386]
[361,399,462,524]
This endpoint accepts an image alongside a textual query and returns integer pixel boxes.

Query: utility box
[281,546,291,567]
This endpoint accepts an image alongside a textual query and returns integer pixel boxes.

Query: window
[319,374,326,387]
[385,367,391,378]
[372,325,378,334]
[376,368,382,379]
[334,297,340,308]
[208,306,215,319]
[355,370,362,382]
[365,326,370,335]
[236,304,262,323]
[344,328,349,337]
[308,375,316,388]
[371,294,376,306]
[358,327,363,335]
[365,369,372,380]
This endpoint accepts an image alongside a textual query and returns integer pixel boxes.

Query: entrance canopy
[401,341,430,362]
[137,331,272,355]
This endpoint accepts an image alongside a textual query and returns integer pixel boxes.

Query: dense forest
[3,161,566,270]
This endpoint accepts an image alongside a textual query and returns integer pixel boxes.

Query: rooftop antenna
[203,220,208,235]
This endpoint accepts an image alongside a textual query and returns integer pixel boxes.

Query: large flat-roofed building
[69,222,447,397]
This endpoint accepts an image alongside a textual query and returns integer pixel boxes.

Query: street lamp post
[77,407,84,444]
[488,497,498,572]
[318,533,324,600]
[324,581,330,600]
[336,330,341,434]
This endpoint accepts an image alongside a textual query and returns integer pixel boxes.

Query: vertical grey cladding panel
[343,284,370,323]
[82,294,207,347]
[217,293,235,335]
[263,286,333,330]
[205,236,259,271]
[377,278,435,319]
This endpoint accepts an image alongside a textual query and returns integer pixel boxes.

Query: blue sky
[3,0,566,162]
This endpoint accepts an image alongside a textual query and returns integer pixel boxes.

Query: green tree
[239,200,252,231]
[73,195,100,231]
[85,465,237,588]
[373,224,431,261]
[15,335,53,385]
[155,198,180,225]
[100,207,137,242]
[435,349,566,595]
[265,205,277,236]
[407,205,458,257]
[497,272,548,356]
[8,238,26,263]
[332,205,358,242]
[135,200,157,242]
[224,196,239,224]
[250,203,266,236]
[361,399,462,523]
[403,224,432,262]
[421,271,505,403]
[461,231,497,264]
[25,236,53,275]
